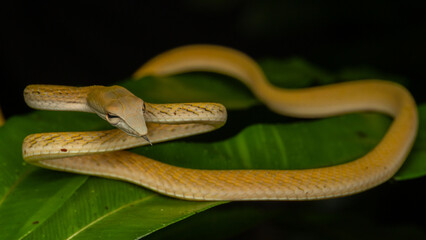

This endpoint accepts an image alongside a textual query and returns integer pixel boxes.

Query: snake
[22,45,418,201]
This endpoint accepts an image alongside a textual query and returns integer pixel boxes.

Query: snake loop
[22,45,418,200]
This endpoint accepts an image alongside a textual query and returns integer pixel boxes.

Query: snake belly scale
[22,45,418,201]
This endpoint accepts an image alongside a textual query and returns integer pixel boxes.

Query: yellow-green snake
[21,45,418,201]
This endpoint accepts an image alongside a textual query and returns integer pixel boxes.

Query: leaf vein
[66,195,156,240]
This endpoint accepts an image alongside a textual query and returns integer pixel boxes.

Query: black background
[1,0,425,117]
[1,1,425,239]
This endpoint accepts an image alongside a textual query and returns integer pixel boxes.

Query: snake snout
[142,135,152,145]
[121,114,150,138]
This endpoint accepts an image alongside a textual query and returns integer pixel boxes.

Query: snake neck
[24,85,97,112]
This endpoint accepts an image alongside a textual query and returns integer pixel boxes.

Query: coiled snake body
[22,45,418,200]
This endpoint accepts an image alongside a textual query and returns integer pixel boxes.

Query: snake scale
[22,45,418,201]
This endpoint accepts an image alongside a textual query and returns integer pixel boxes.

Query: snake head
[88,86,151,143]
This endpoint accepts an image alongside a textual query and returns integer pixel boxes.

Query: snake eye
[106,113,120,124]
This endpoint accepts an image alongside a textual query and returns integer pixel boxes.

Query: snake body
[22,45,418,201]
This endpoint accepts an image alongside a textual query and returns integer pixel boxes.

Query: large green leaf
[0,58,424,239]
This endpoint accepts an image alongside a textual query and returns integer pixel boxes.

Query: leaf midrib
[0,167,34,207]
[66,195,156,240]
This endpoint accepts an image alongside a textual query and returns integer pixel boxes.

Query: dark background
[1,0,425,117]
[1,1,425,239]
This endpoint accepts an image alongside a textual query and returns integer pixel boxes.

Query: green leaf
[25,177,221,240]
[259,58,336,87]
[0,57,424,239]
[120,74,259,109]
[0,110,224,240]
[131,112,392,171]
